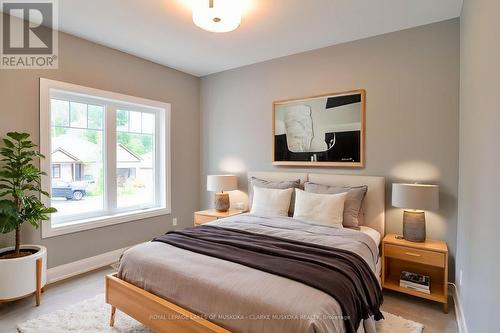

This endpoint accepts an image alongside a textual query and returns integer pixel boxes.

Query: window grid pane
[116,110,129,132]
[50,99,69,127]
[88,105,104,130]
[116,110,156,209]
[50,98,105,224]
[69,102,87,128]
[129,111,142,133]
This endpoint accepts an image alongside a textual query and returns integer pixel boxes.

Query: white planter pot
[0,245,47,301]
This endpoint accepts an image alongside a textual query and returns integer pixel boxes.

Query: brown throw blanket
[153,225,383,333]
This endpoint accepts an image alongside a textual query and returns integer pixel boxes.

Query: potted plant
[0,132,56,305]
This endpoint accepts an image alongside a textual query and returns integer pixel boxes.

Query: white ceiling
[57,0,463,77]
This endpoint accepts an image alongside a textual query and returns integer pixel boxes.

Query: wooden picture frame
[272,89,366,168]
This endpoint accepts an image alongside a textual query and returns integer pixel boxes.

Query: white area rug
[18,294,423,333]
[375,311,424,333]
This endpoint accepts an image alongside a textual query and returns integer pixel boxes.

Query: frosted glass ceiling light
[192,0,242,33]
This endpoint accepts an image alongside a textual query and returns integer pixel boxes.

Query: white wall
[456,0,500,331]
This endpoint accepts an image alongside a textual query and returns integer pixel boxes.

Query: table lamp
[207,175,238,212]
[392,183,439,242]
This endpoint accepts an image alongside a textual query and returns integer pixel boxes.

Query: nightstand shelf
[383,270,446,303]
[194,209,246,226]
[382,234,449,312]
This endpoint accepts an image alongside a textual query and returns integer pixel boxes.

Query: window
[52,164,61,179]
[40,79,171,238]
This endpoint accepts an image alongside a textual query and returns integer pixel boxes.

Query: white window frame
[40,78,171,238]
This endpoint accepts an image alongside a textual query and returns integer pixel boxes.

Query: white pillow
[250,186,294,217]
[293,189,347,227]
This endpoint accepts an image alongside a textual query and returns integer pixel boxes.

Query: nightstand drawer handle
[405,252,421,257]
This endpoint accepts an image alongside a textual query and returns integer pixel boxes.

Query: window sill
[41,207,171,239]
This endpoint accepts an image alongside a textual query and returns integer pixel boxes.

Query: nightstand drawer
[194,214,217,225]
[384,244,445,267]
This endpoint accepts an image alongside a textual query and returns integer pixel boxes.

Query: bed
[106,172,385,333]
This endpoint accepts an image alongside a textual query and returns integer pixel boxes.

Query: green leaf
[27,219,40,228]
[7,132,30,142]
[20,141,36,148]
[0,170,15,178]
[0,147,14,156]
[0,179,14,186]
[2,139,15,148]
[0,200,17,214]
[22,184,39,191]
[0,200,20,234]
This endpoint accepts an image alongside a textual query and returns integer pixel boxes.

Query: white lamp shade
[392,183,439,210]
[207,175,237,192]
[192,0,242,33]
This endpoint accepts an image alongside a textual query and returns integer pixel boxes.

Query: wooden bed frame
[105,172,385,332]
[106,273,231,333]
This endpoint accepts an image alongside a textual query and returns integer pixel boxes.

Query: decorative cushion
[293,189,347,227]
[250,187,294,217]
[304,182,368,228]
[248,177,302,215]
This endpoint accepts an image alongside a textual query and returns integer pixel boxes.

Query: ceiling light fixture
[192,0,242,33]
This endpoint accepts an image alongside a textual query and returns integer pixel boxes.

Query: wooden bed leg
[35,258,42,306]
[110,306,116,327]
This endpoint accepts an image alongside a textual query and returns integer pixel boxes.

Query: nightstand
[381,234,448,312]
[194,209,246,226]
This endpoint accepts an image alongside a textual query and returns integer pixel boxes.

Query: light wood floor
[0,267,458,332]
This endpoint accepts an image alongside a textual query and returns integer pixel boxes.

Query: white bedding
[119,214,382,333]
[358,226,381,283]
[359,226,381,247]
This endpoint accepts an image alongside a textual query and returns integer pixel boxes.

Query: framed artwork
[273,89,365,167]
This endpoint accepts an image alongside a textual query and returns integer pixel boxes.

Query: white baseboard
[47,245,135,284]
[449,283,468,333]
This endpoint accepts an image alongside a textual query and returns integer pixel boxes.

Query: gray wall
[200,19,460,277]
[456,0,500,331]
[0,27,200,268]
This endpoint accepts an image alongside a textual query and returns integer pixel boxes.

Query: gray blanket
[118,214,380,333]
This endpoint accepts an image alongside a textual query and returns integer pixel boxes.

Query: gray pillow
[356,205,365,230]
[304,182,368,228]
[249,177,302,215]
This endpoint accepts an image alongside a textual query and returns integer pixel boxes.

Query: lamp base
[403,210,426,242]
[214,192,230,212]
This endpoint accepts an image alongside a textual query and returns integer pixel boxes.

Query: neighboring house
[51,147,85,183]
[116,144,143,185]
[51,135,142,184]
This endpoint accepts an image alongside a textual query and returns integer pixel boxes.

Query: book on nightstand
[399,271,430,294]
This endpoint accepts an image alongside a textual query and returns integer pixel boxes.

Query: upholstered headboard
[247,172,385,235]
